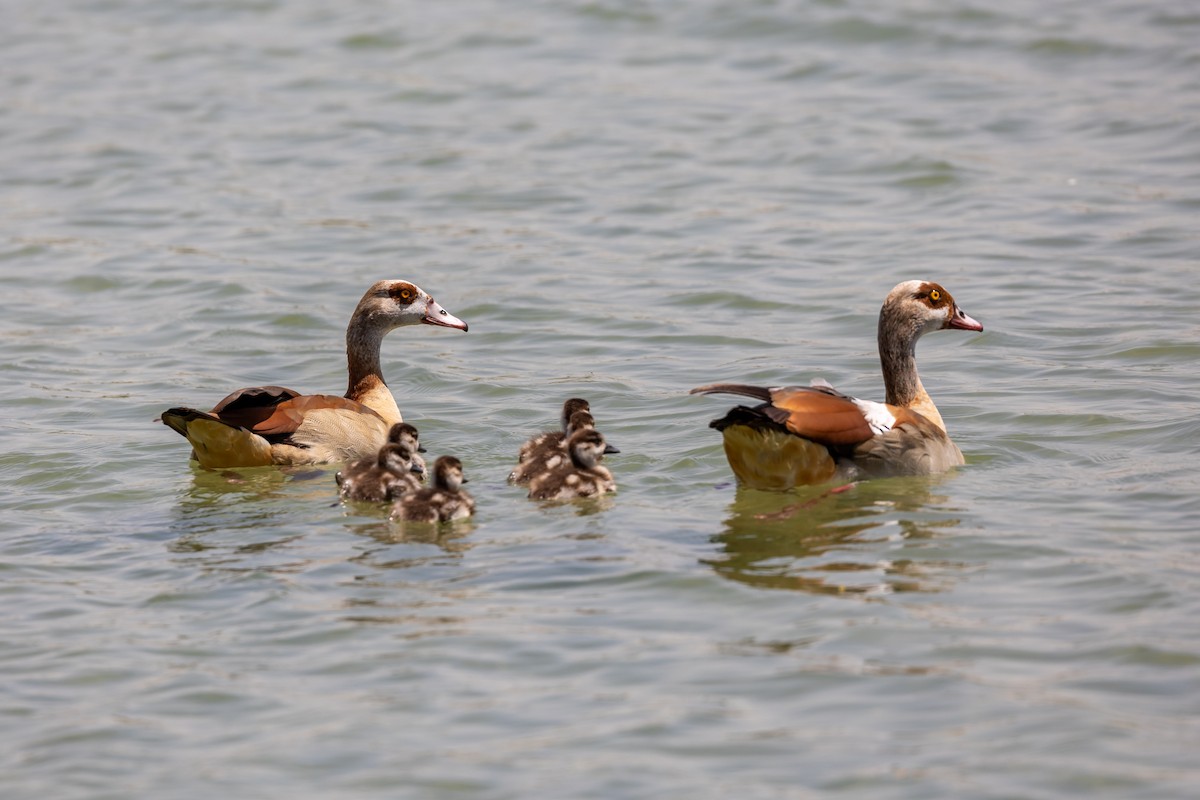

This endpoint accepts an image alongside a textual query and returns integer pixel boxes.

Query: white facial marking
[925,305,951,334]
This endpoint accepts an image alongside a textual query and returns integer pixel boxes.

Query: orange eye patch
[388,283,418,304]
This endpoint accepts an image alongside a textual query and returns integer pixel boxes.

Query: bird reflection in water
[706,477,963,596]
[346,516,476,554]
[167,466,338,567]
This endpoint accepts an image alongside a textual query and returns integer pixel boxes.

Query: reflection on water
[167,465,346,569]
[341,518,478,630]
[174,464,339,505]
[706,478,964,596]
[169,463,482,574]
[346,517,476,554]
[529,494,616,516]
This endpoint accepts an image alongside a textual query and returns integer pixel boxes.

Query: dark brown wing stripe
[210,385,302,414]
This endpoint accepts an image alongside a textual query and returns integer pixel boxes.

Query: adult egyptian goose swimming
[335,442,424,503]
[391,455,476,522]
[690,280,983,490]
[159,281,467,468]
[527,428,618,501]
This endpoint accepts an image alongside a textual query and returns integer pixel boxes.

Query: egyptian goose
[508,397,590,481]
[690,280,983,490]
[335,442,424,503]
[527,428,618,501]
[509,403,618,484]
[159,280,467,468]
[378,422,427,476]
[390,456,475,522]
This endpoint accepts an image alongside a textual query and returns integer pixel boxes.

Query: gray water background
[2,1,1199,797]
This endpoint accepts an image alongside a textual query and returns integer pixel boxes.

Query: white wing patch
[851,398,896,435]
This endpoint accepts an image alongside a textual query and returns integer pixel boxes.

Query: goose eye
[389,285,416,304]
[929,289,941,302]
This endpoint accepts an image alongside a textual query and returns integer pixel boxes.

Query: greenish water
[3,1,1199,798]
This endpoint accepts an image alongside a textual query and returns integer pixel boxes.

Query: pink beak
[422,299,468,332]
[947,306,983,332]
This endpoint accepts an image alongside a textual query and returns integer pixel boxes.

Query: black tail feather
[689,383,772,402]
[709,404,790,434]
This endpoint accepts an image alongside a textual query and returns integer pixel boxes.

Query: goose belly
[172,417,271,469]
[719,425,839,490]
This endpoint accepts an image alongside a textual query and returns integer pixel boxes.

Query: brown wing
[766,387,874,447]
[208,385,303,430]
[696,383,874,448]
[247,394,385,439]
[207,386,383,441]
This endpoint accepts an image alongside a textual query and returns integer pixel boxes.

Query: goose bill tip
[422,308,468,332]
[948,310,983,332]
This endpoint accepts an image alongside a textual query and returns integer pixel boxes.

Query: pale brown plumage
[391,456,475,523]
[376,422,427,477]
[527,428,618,501]
[508,398,591,484]
[690,280,983,490]
[509,403,619,485]
[336,442,424,503]
[159,281,467,469]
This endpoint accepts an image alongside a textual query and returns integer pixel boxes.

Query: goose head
[566,428,611,469]
[876,280,983,417]
[559,398,591,431]
[387,422,425,452]
[879,280,982,354]
[565,410,596,437]
[431,455,467,492]
[377,442,416,475]
[385,423,426,475]
[565,411,621,454]
[352,280,468,334]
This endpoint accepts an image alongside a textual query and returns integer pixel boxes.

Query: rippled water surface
[3,1,1199,797]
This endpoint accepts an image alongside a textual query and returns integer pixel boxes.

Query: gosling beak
[423,298,469,332]
[603,443,621,454]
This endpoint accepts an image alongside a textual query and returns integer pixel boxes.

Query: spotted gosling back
[337,442,422,502]
[390,455,475,522]
[510,403,597,485]
[526,428,618,501]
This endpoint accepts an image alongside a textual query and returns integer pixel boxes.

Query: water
[3,0,1199,797]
